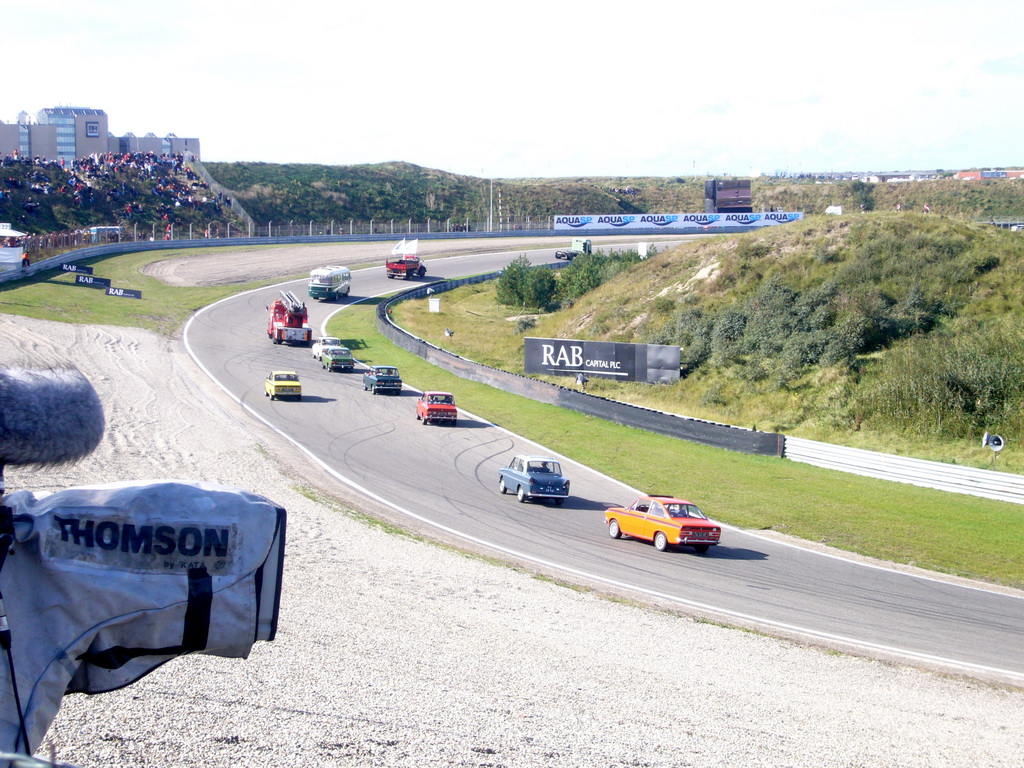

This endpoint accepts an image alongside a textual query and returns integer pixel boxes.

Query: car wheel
[371,386,377,394]
[264,390,269,397]
[693,544,710,554]
[608,519,621,539]
[653,531,669,552]
[270,393,276,401]
[499,478,508,495]
[421,417,428,425]
[516,486,528,503]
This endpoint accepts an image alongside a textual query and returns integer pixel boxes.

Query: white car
[311,336,342,358]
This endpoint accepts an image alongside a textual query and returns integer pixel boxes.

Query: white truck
[555,238,592,261]
[308,265,351,301]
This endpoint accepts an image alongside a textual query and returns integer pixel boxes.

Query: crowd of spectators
[0,150,240,234]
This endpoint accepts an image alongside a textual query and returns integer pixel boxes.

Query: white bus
[308,265,351,301]
[89,226,123,243]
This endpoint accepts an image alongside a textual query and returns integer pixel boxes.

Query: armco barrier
[784,436,1024,505]
[378,275,785,458]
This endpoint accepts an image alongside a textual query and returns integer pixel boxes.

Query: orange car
[605,495,721,554]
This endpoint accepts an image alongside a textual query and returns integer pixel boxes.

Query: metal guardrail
[784,436,1024,504]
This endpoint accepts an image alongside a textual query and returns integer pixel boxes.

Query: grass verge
[0,245,309,335]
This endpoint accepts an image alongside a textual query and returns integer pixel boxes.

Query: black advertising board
[61,263,94,275]
[524,337,680,384]
[74,274,111,289]
[106,287,142,299]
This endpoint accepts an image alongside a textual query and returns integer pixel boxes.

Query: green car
[321,345,354,372]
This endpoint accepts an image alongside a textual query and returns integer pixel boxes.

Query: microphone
[0,367,105,496]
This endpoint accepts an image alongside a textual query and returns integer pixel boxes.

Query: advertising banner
[524,337,680,384]
[74,274,111,289]
[553,211,804,232]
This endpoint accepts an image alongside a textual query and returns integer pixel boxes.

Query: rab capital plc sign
[524,337,680,384]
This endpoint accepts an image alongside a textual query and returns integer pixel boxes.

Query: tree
[557,253,604,304]
[523,267,558,311]
[496,254,533,307]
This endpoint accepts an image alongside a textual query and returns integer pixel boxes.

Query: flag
[391,238,406,256]
[405,239,419,255]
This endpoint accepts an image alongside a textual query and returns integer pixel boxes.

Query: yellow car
[264,371,302,401]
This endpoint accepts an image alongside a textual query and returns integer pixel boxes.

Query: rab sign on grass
[524,337,680,384]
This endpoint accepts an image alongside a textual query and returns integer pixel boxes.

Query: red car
[416,391,458,426]
[605,495,721,554]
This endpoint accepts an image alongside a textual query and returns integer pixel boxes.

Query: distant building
[0,106,200,163]
[858,171,941,183]
[955,169,1024,180]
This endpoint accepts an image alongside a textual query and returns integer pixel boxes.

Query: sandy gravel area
[2,240,1023,767]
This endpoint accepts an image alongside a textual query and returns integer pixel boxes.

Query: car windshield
[527,460,560,475]
[274,374,298,382]
[325,347,346,355]
[319,338,340,346]
[429,395,453,404]
[664,503,706,519]
[377,368,398,376]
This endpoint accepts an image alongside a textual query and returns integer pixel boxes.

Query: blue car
[498,455,570,505]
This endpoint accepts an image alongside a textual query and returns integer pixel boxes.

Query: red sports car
[605,494,721,553]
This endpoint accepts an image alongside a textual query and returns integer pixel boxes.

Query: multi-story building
[0,107,200,162]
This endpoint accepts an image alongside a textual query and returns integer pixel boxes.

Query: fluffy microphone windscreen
[0,366,105,467]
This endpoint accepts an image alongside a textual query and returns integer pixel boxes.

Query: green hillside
[7,156,1024,237]
[202,160,1024,223]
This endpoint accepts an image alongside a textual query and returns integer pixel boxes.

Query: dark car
[362,365,402,395]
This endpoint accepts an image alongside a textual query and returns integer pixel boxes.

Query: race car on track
[416,391,458,425]
[498,455,570,504]
[265,371,302,401]
[605,494,720,553]
[311,337,343,359]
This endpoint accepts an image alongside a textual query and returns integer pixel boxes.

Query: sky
[9,0,1024,179]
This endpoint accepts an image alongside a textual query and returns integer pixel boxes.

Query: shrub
[652,296,675,314]
[856,321,1024,438]
[495,254,533,307]
[523,267,558,311]
[514,317,536,334]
